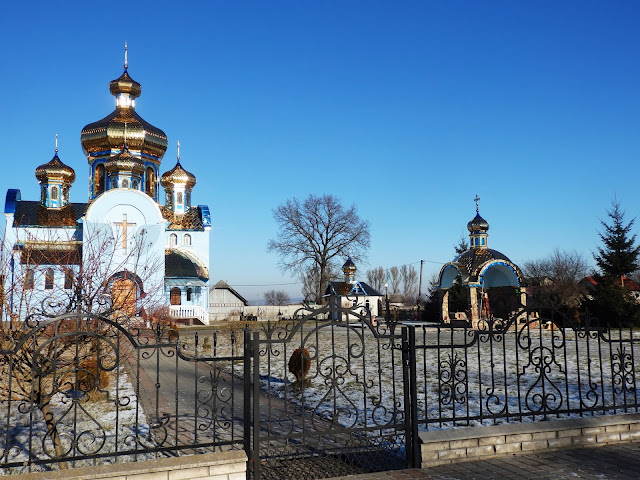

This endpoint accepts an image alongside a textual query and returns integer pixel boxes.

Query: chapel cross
[115,214,136,249]
[474,195,480,213]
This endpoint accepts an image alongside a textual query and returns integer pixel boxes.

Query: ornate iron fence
[409,297,640,431]
[0,309,248,474]
[2,296,640,478]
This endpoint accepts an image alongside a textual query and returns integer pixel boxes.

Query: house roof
[325,281,383,297]
[13,201,88,228]
[165,249,209,280]
[210,280,249,306]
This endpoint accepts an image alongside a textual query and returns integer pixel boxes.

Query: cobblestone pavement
[325,441,640,480]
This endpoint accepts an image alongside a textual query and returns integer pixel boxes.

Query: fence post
[243,328,251,473]
[401,326,420,468]
[252,331,261,480]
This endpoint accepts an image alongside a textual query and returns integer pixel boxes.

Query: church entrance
[111,277,137,316]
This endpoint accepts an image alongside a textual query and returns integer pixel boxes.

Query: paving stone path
[325,441,640,480]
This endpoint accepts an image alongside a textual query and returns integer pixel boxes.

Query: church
[0,49,211,324]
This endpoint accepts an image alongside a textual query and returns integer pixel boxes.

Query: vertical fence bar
[408,326,420,468]
[252,332,261,480]
[243,328,251,477]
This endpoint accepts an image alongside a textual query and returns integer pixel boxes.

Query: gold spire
[161,143,197,190]
[177,140,180,161]
[55,132,58,153]
[124,41,128,69]
[35,135,76,184]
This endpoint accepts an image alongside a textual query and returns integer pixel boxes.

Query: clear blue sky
[1,1,639,303]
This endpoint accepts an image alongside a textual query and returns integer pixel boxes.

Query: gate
[248,302,415,480]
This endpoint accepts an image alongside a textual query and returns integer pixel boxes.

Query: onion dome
[105,143,144,175]
[342,257,357,275]
[81,47,167,164]
[35,150,75,184]
[109,69,141,99]
[467,213,489,232]
[160,160,197,189]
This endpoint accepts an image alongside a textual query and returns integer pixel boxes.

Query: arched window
[165,190,173,208]
[41,186,46,204]
[51,186,59,200]
[95,164,106,195]
[24,269,34,289]
[111,179,117,189]
[169,233,177,246]
[186,288,193,302]
[122,179,129,189]
[132,180,139,190]
[183,234,191,246]
[186,191,191,208]
[170,287,181,305]
[45,269,54,290]
[177,192,183,205]
[145,167,155,196]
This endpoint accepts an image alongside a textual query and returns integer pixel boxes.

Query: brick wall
[420,413,640,467]
[9,450,247,480]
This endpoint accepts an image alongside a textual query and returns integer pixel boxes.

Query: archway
[111,278,137,316]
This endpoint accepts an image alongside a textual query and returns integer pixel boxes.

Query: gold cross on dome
[115,214,136,249]
[474,195,480,213]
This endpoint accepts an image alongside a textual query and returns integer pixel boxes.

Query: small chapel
[437,198,525,328]
[1,47,211,324]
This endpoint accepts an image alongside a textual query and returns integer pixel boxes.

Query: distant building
[580,276,640,303]
[325,258,383,322]
[209,280,249,321]
[437,198,525,328]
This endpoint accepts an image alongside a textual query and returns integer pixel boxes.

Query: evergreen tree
[594,199,640,277]
[454,234,468,255]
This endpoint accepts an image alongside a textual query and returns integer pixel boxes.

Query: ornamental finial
[474,194,480,213]
[177,141,180,161]
[55,132,58,153]
[124,42,128,69]
[124,123,128,147]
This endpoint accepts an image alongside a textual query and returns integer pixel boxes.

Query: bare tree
[388,266,401,293]
[300,264,339,302]
[268,194,370,303]
[523,249,590,307]
[264,289,291,306]
[401,265,418,303]
[366,266,386,291]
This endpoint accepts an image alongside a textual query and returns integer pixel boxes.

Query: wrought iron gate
[248,302,415,480]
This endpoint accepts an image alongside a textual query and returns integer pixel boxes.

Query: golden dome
[35,151,76,184]
[81,68,167,164]
[161,160,196,189]
[109,69,141,99]
[342,257,357,274]
[105,144,144,175]
[467,212,489,233]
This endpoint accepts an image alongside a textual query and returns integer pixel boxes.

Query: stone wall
[420,413,640,467]
[10,450,247,480]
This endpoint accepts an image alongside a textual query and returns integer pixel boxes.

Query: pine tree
[593,200,640,278]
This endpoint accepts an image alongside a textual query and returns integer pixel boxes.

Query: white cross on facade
[115,214,136,249]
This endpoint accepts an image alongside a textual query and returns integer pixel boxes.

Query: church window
[132,180,139,190]
[186,288,193,302]
[62,187,69,203]
[183,234,191,246]
[177,192,183,205]
[111,179,117,189]
[45,269,54,290]
[169,233,177,246]
[41,186,46,204]
[170,287,181,305]
[122,179,129,189]
[95,164,106,195]
[475,238,479,246]
[25,269,34,289]
[481,238,485,245]
[51,186,59,200]
[64,270,73,289]
[186,191,191,208]
[145,167,155,196]
[165,191,173,208]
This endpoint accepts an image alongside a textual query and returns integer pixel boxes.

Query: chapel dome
[467,212,489,232]
[35,151,76,184]
[342,257,357,275]
[105,143,144,175]
[80,67,168,164]
[160,160,196,189]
